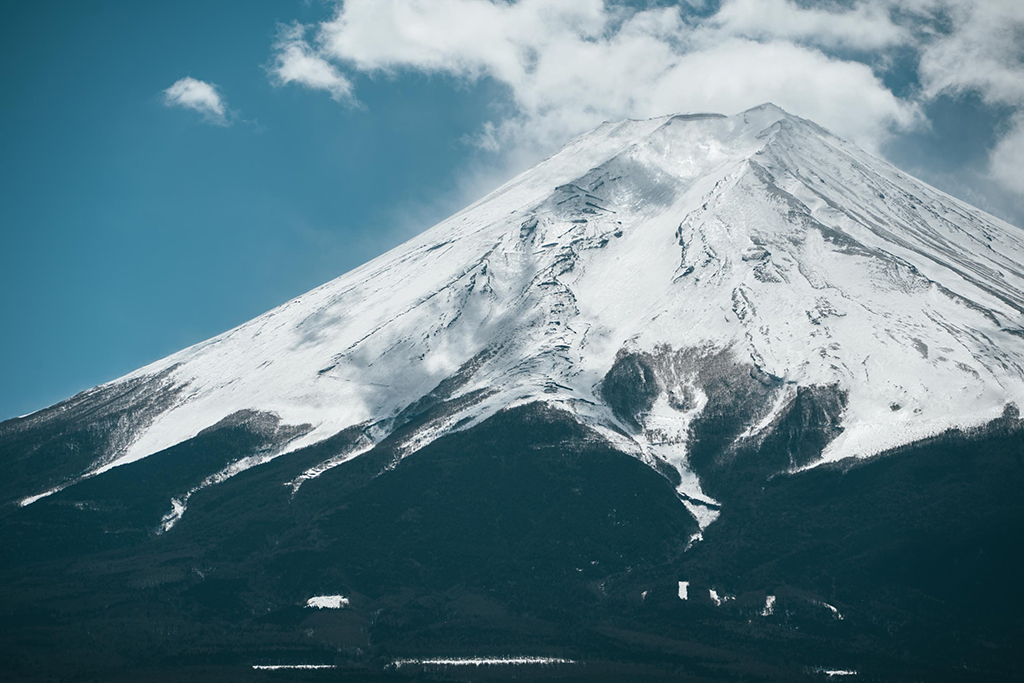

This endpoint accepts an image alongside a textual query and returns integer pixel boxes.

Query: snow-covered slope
[17,104,1024,519]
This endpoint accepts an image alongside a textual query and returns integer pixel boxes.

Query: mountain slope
[3,104,1024,681]
[9,103,1024,525]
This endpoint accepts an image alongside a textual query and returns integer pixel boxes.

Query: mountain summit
[3,105,1024,681]
[13,104,1024,519]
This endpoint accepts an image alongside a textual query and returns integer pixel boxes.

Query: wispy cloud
[269,23,355,103]
[911,0,1024,196]
[163,76,229,125]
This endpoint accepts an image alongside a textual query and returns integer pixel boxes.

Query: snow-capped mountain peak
[15,104,1024,522]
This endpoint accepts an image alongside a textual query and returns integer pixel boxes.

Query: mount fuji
[2,104,1023,681]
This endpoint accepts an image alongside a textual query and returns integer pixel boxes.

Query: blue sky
[2,0,1023,420]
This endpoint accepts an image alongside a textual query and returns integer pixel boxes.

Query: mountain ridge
[4,103,1024,682]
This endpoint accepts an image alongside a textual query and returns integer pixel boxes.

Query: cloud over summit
[268,0,1024,205]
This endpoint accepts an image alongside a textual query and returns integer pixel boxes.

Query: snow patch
[288,442,375,494]
[761,595,776,616]
[682,499,720,530]
[678,581,689,600]
[816,600,844,620]
[305,595,350,609]
[159,497,187,533]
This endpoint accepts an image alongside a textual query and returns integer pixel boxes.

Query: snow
[682,500,720,530]
[817,600,844,620]
[252,664,335,670]
[20,103,1024,536]
[305,595,350,609]
[159,497,187,533]
[709,588,733,606]
[762,595,776,616]
[155,428,314,531]
[390,657,576,668]
[678,581,689,600]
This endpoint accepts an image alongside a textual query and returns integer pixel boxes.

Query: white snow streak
[305,595,350,609]
[287,443,376,494]
[390,657,576,668]
[159,497,187,533]
[19,486,66,507]
[682,500,720,530]
[252,664,335,670]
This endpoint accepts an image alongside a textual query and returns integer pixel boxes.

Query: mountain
[2,104,1023,682]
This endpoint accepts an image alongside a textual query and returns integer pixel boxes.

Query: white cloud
[269,23,355,103]
[299,0,919,154]
[908,0,1024,194]
[317,0,609,80]
[916,1,1024,105]
[711,0,908,51]
[163,77,228,125]
[266,0,1024,203]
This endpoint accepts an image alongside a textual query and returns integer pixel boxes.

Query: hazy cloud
[163,77,228,125]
